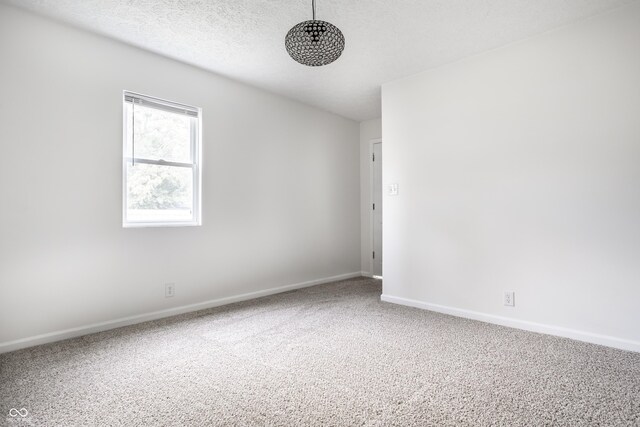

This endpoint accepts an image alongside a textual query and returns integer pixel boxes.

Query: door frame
[369,138,382,278]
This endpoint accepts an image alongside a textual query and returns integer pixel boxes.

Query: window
[123,91,201,227]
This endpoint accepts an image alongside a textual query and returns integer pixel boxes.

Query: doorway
[371,140,382,277]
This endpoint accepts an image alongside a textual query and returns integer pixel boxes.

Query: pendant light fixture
[285,0,345,67]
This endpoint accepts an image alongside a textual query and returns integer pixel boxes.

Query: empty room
[1,0,639,425]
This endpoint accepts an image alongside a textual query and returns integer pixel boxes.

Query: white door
[372,142,383,277]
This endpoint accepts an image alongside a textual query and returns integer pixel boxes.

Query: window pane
[126,104,192,164]
[126,163,193,222]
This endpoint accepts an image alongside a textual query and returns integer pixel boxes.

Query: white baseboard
[361,271,373,278]
[0,272,362,354]
[381,294,640,353]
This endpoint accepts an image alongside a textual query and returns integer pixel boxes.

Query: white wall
[0,5,360,348]
[359,118,382,275]
[382,3,640,351]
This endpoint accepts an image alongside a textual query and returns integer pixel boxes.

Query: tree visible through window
[123,92,201,227]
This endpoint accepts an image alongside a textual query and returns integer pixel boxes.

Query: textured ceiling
[3,0,635,120]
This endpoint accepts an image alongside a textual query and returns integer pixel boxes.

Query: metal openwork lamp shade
[285,0,345,67]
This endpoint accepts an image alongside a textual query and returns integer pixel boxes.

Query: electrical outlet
[504,291,515,307]
[165,283,175,298]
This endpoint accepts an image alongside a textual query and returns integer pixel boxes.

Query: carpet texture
[1,277,639,426]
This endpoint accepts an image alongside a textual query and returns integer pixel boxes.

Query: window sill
[123,221,201,228]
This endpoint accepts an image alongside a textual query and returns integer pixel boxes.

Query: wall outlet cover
[165,283,175,298]
[504,291,515,307]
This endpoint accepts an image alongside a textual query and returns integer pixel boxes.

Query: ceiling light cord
[312,0,316,20]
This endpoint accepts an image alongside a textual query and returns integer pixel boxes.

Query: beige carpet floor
[1,277,639,426]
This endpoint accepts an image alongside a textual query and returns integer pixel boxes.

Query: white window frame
[122,91,202,228]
